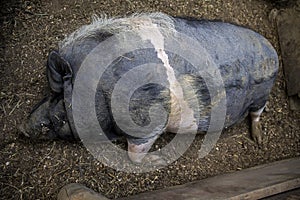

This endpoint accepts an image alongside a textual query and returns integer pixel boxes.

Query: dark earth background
[0,0,299,199]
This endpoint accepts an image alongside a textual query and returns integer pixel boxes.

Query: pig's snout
[19,122,30,137]
[20,96,74,140]
[19,97,57,140]
[19,117,54,140]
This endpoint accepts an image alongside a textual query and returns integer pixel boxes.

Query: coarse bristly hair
[59,12,175,49]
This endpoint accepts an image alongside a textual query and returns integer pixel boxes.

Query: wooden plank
[262,188,300,200]
[276,5,300,97]
[276,3,300,110]
[120,157,300,200]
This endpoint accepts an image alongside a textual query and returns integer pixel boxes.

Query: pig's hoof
[251,121,262,147]
[57,183,108,200]
[129,152,167,166]
[142,154,167,166]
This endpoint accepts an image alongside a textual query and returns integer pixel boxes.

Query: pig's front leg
[250,105,266,146]
[127,136,167,165]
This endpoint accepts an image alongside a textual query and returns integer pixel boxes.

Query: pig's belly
[164,69,264,134]
[165,74,273,134]
[165,92,246,134]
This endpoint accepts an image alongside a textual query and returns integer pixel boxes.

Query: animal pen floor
[1,0,299,199]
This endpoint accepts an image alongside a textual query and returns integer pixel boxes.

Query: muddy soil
[0,0,299,199]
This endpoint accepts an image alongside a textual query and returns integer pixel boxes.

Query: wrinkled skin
[21,14,279,164]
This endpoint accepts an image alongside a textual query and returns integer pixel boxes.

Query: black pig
[20,13,278,164]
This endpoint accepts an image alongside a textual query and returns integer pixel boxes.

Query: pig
[20,13,278,164]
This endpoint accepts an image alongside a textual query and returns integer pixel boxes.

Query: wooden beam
[120,157,300,200]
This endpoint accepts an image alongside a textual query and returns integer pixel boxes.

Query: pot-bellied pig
[20,13,278,164]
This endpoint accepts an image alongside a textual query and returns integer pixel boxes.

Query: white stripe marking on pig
[132,18,198,134]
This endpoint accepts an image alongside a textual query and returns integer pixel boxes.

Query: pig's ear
[47,50,72,93]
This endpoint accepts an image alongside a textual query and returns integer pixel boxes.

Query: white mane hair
[59,12,175,49]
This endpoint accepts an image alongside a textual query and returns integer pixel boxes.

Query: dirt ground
[0,0,299,199]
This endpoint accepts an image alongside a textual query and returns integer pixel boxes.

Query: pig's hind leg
[127,136,167,166]
[250,104,266,146]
